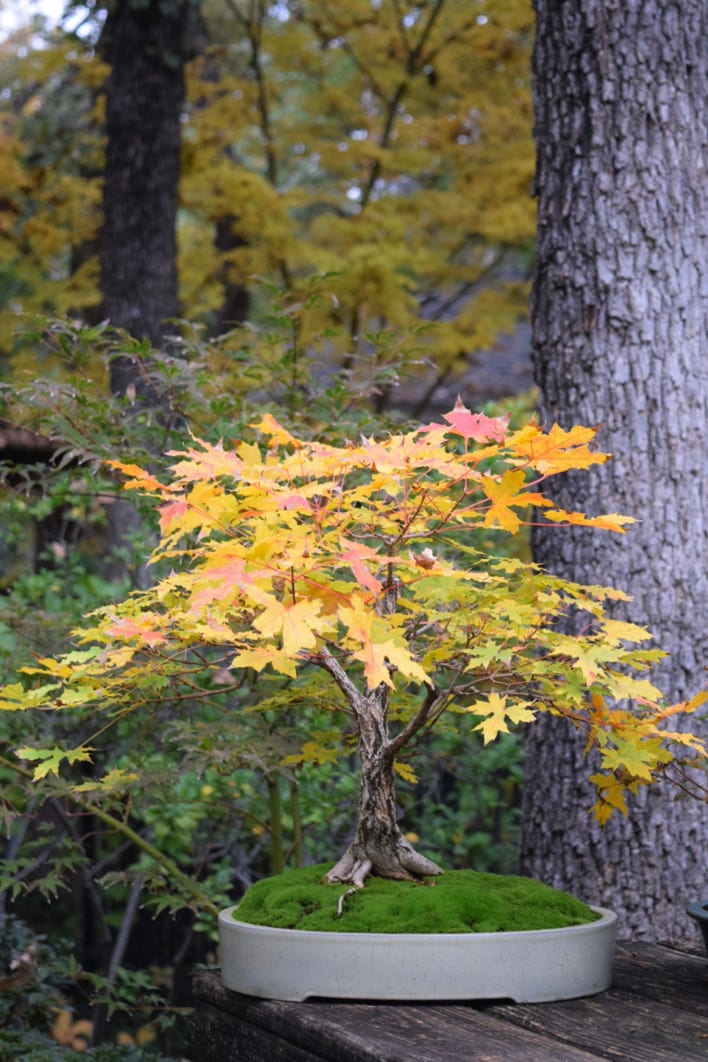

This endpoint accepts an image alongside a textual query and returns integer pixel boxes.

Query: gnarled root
[326,837,443,888]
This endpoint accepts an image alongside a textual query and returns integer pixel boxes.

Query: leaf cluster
[4,400,704,822]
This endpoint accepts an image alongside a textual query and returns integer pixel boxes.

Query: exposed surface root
[326,839,443,888]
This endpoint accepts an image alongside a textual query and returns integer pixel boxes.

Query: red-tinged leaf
[168,440,243,482]
[106,616,167,647]
[159,499,188,532]
[189,555,258,610]
[339,538,383,593]
[441,398,510,443]
[279,494,311,511]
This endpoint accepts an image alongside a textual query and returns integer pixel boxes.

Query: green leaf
[16,745,95,780]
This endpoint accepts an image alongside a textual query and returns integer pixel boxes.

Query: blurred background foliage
[0,0,535,1055]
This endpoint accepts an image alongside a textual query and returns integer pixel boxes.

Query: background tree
[100,0,204,395]
[522,0,707,939]
[1,1,535,411]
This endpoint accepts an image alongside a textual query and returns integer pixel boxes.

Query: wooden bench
[187,940,708,1061]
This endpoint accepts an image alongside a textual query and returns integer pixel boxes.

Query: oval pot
[218,904,617,1003]
[686,901,708,956]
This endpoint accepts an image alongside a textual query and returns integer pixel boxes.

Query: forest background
[0,0,704,1058]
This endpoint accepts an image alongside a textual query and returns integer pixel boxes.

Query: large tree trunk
[100,0,193,394]
[522,0,707,939]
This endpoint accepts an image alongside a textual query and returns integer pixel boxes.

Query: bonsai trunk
[327,686,442,888]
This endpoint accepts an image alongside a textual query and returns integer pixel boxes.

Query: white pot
[218,904,617,1003]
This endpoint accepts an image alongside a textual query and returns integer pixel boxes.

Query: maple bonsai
[2,402,703,889]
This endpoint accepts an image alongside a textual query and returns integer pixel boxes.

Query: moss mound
[232,863,599,934]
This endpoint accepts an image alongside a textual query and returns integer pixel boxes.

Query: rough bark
[100,0,195,394]
[327,685,442,887]
[315,643,442,888]
[522,0,707,939]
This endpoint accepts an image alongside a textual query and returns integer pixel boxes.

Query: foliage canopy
[2,398,704,885]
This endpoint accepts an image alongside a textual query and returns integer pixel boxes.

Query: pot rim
[219,903,616,941]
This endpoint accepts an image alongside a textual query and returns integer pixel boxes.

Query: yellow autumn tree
[1,0,534,400]
[0,25,105,360]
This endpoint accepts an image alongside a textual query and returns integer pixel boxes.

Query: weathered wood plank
[188,944,708,1062]
[190,972,602,1061]
[610,942,708,1015]
[481,987,708,1061]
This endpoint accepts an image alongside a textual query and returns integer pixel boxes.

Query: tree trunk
[522,0,707,939]
[327,686,442,887]
[100,0,193,394]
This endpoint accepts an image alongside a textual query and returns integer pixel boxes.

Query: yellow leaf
[509,423,609,474]
[601,619,653,644]
[481,470,542,533]
[252,413,301,447]
[543,509,635,533]
[470,693,536,743]
[231,647,298,677]
[394,761,418,784]
[588,773,629,822]
[282,741,339,766]
[253,597,329,656]
[73,768,138,793]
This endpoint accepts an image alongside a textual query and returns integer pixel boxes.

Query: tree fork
[326,684,442,887]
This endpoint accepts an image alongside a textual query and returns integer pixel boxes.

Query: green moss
[231,864,599,934]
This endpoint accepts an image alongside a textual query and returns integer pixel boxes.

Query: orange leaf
[481,470,544,533]
[509,423,609,474]
[544,508,635,533]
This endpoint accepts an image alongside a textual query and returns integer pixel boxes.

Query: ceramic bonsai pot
[218,904,617,1003]
[686,901,708,956]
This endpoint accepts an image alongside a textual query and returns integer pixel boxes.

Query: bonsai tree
[2,401,704,888]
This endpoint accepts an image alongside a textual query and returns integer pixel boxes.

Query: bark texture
[523,0,707,939]
[327,686,442,888]
[100,0,194,393]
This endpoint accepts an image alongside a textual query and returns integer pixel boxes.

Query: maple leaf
[281,740,339,767]
[0,682,58,711]
[338,597,427,688]
[251,413,301,448]
[106,616,167,647]
[588,772,630,822]
[509,423,608,474]
[230,646,298,678]
[253,597,329,656]
[73,768,139,793]
[469,693,536,743]
[168,440,243,482]
[441,397,510,443]
[600,735,671,781]
[601,619,653,645]
[339,537,383,593]
[481,470,545,533]
[549,638,621,685]
[394,761,418,784]
[158,499,189,534]
[543,509,635,534]
[109,461,165,493]
[16,745,95,781]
